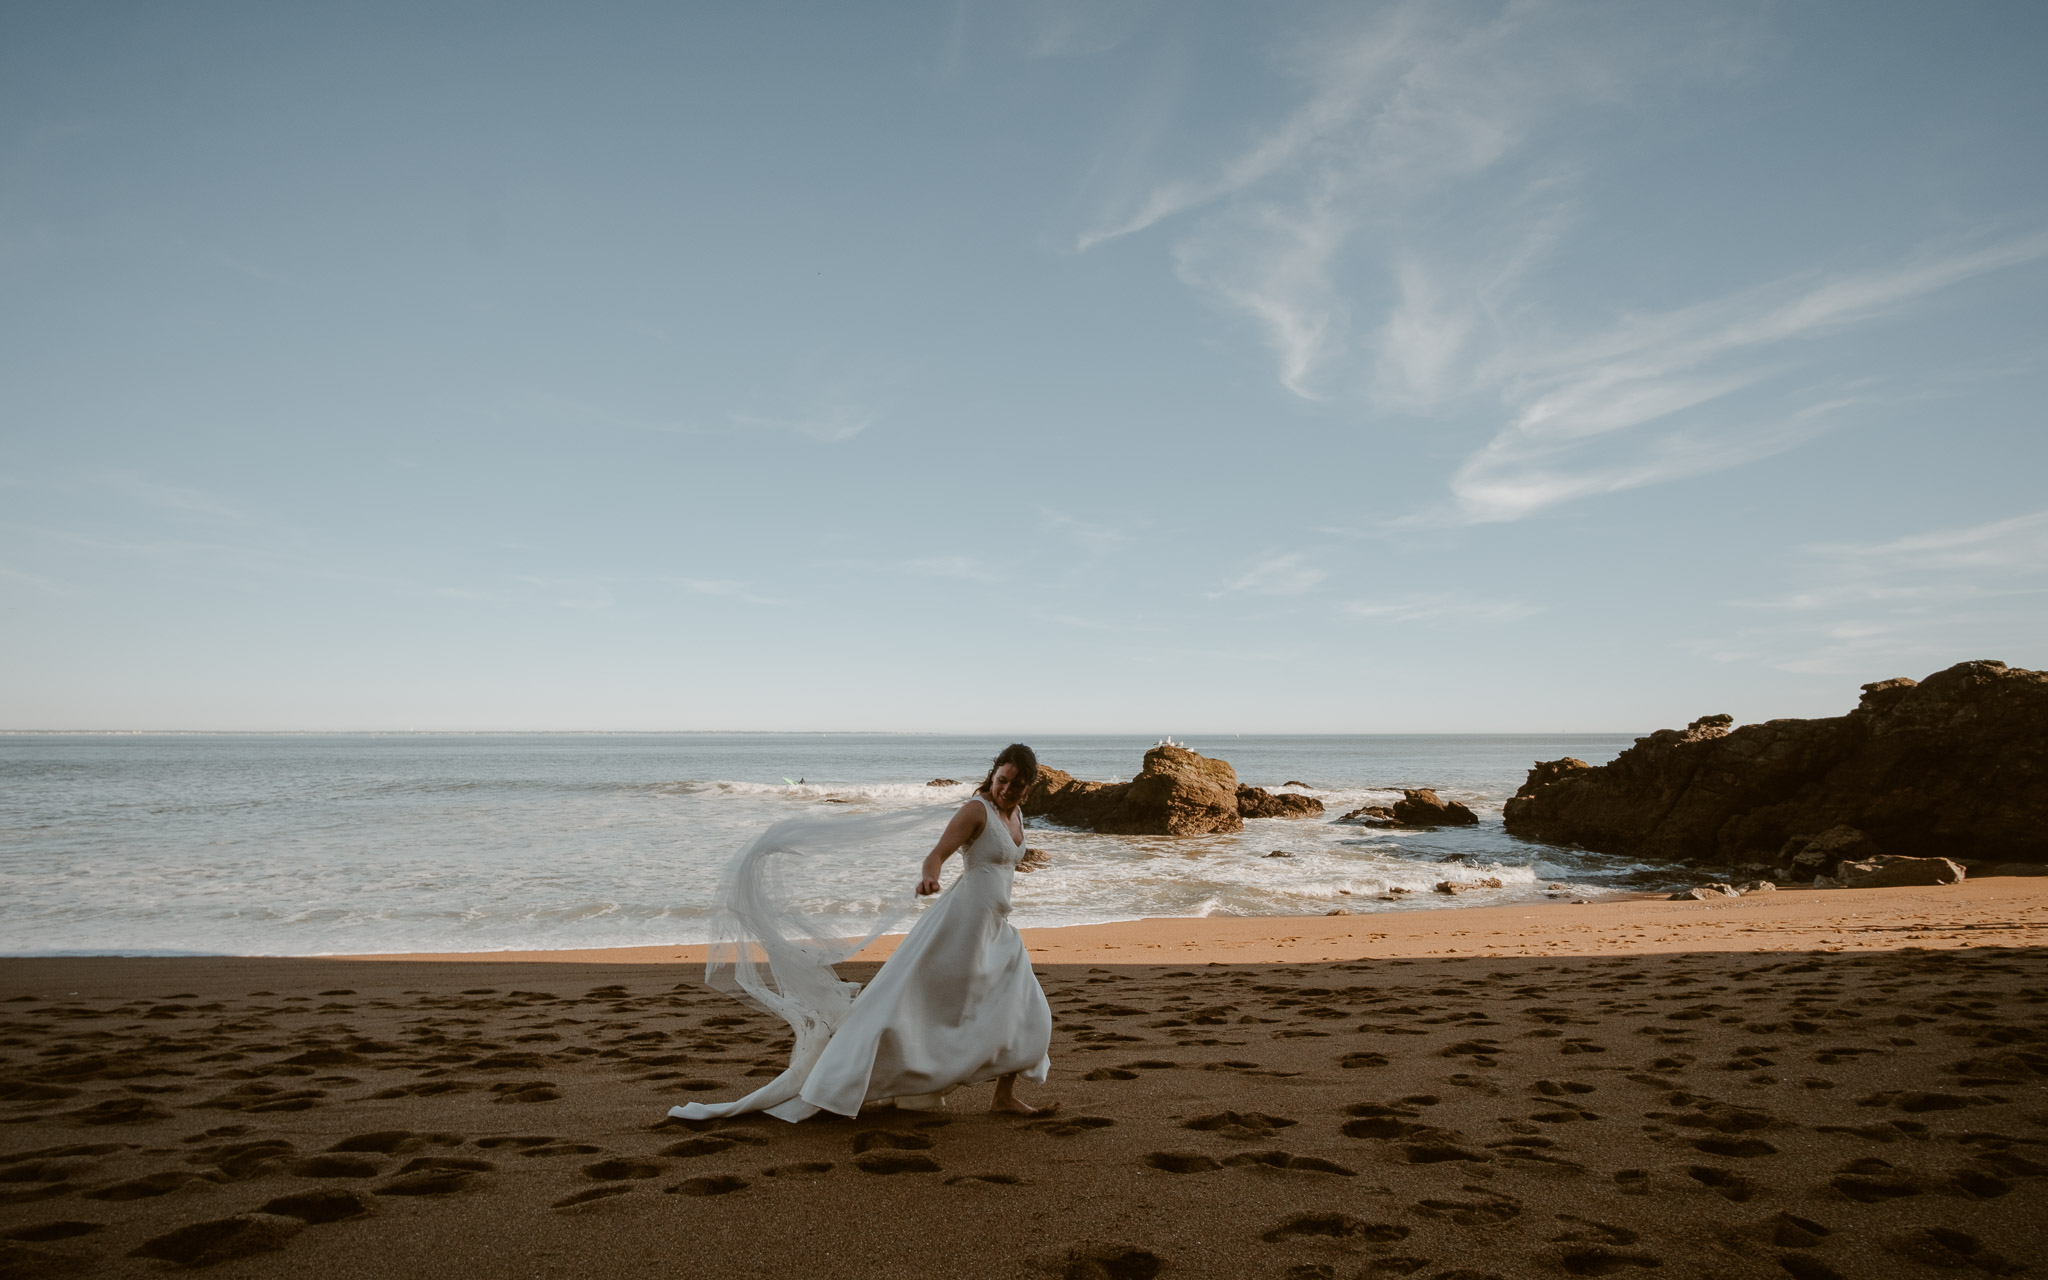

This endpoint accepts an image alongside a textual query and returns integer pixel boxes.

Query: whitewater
[0,732,1656,957]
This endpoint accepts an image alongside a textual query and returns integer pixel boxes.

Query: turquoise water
[0,733,1650,956]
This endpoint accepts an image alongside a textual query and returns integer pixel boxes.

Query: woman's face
[988,762,1029,813]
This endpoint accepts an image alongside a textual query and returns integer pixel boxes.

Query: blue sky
[3,1,2044,733]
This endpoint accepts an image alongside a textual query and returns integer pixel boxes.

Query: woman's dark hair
[977,743,1039,795]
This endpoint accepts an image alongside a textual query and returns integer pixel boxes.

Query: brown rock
[1391,789,1480,827]
[1834,855,1965,889]
[1236,785,1324,819]
[1337,805,1396,826]
[1501,661,2048,869]
[1668,884,1741,900]
[926,778,958,787]
[1024,746,1243,836]
[1781,825,1883,876]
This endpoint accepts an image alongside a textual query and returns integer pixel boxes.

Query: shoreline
[214,876,2048,966]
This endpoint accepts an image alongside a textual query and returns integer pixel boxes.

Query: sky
[2,1,2045,734]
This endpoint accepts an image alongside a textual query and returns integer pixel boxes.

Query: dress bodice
[962,795,1026,873]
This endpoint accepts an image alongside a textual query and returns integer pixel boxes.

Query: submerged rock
[1502,660,2048,871]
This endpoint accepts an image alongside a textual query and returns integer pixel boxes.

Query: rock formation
[1236,785,1324,820]
[1503,660,2048,874]
[1025,746,1331,834]
[1026,745,1244,836]
[1391,788,1479,827]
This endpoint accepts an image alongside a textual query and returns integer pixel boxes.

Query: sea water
[0,733,1654,957]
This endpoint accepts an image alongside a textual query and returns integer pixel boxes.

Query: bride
[670,743,1056,1123]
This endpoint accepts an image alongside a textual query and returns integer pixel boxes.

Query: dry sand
[3,880,2044,1279]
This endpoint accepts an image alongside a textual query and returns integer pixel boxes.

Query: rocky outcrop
[1237,785,1324,820]
[1503,660,2048,873]
[1338,805,1395,826]
[1026,747,1332,834]
[1392,789,1479,827]
[1829,855,1965,889]
[1026,745,1243,836]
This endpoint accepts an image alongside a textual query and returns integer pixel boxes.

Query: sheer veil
[675,804,956,1120]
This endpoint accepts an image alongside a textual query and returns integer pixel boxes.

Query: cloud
[667,577,790,607]
[1070,5,2048,519]
[1209,552,1325,598]
[1039,507,1131,559]
[1444,233,2048,521]
[1689,509,2048,674]
[1342,593,1539,624]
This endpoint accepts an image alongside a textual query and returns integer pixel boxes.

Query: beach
[4,879,2044,1279]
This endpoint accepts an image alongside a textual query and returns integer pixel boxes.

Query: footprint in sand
[1180,1112,1295,1141]
[944,1172,1027,1186]
[1777,1255,1846,1280]
[1027,1115,1115,1138]
[1222,1151,1356,1176]
[83,1171,215,1201]
[1883,1227,2025,1276]
[581,1159,665,1181]
[855,1152,943,1174]
[329,1130,462,1156]
[472,1135,554,1151]
[1260,1212,1407,1243]
[3,1216,102,1243]
[1765,1212,1830,1248]
[763,1162,834,1177]
[518,1143,603,1159]
[1552,1246,1665,1276]
[1410,1192,1521,1226]
[668,1175,748,1196]
[258,1188,373,1224]
[852,1129,932,1154]
[286,1154,383,1179]
[1686,1165,1760,1202]
[1084,1068,1138,1081]
[1339,1052,1389,1069]
[131,1215,304,1266]
[1044,1241,1162,1280]
[553,1185,633,1209]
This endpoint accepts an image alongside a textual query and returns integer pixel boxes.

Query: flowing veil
[673,803,956,1121]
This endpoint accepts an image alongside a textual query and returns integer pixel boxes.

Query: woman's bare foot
[991,1097,1058,1117]
[990,1072,1058,1116]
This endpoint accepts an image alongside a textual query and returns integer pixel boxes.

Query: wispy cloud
[1342,593,1539,624]
[1209,551,1325,598]
[1039,507,1131,559]
[1073,4,2048,521]
[1688,509,2048,674]
[666,577,790,607]
[1446,233,2048,522]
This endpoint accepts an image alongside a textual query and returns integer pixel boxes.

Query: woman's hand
[916,873,942,897]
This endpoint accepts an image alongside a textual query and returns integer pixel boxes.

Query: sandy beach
[4,880,2045,1279]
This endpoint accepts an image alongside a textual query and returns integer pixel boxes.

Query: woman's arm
[916,801,986,896]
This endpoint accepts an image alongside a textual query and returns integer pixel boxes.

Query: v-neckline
[981,795,1024,848]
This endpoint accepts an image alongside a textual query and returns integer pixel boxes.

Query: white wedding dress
[671,795,1052,1123]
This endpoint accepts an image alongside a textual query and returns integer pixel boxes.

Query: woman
[670,743,1056,1123]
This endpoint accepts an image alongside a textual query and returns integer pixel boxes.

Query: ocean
[0,733,1656,957]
